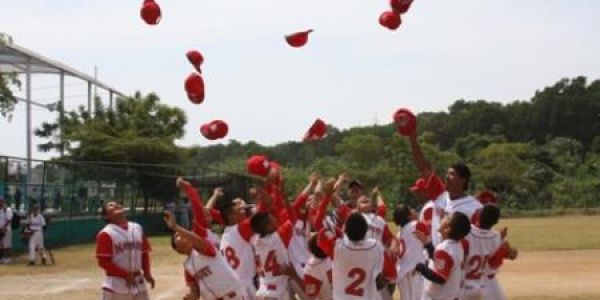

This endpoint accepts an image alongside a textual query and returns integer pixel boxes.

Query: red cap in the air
[140,0,161,25]
[393,108,417,136]
[285,30,314,48]
[185,73,205,104]
[186,50,204,73]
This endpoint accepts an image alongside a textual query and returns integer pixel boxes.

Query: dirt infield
[1,245,599,299]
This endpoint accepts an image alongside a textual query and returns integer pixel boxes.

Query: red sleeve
[197,240,218,257]
[142,235,151,275]
[376,203,386,218]
[488,243,509,269]
[210,209,224,225]
[421,206,433,223]
[96,232,113,257]
[426,173,446,200]
[416,221,429,236]
[304,274,323,297]
[382,224,393,246]
[433,250,454,280]
[238,218,254,242]
[383,250,398,281]
[185,270,195,285]
[311,194,333,231]
[183,184,207,228]
[471,209,482,225]
[291,193,310,219]
[97,256,129,278]
[336,204,352,224]
[277,220,294,248]
[317,228,336,259]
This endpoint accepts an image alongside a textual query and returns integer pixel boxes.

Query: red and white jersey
[97,222,148,294]
[303,256,333,300]
[396,220,428,279]
[419,200,435,226]
[253,220,293,298]
[332,236,385,300]
[219,220,256,286]
[289,219,311,276]
[424,239,465,300]
[463,226,503,294]
[184,247,241,300]
[27,213,46,231]
[445,195,483,224]
[361,212,394,246]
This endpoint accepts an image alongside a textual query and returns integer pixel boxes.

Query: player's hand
[163,211,176,230]
[125,273,136,288]
[322,178,336,195]
[144,273,155,289]
[413,230,430,245]
[309,172,320,187]
[500,226,508,240]
[338,173,350,183]
[280,264,297,278]
[212,187,224,198]
[176,177,189,189]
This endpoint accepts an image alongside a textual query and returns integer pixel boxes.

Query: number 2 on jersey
[345,268,367,296]
[466,255,489,280]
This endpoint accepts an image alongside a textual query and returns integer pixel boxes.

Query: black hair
[448,212,471,240]
[393,204,411,227]
[218,198,235,226]
[344,212,368,242]
[308,234,327,259]
[479,205,500,230]
[250,211,271,236]
[450,162,471,191]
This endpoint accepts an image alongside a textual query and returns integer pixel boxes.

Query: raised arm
[177,177,207,229]
[205,187,224,210]
[164,211,215,256]
[408,132,433,178]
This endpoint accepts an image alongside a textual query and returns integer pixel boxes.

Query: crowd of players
[95,131,518,300]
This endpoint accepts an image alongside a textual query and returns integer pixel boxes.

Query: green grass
[498,215,600,251]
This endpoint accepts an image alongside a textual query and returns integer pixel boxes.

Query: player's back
[184,248,242,300]
[220,223,256,286]
[361,212,387,242]
[253,231,290,298]
[462,226,503,299]
[332,236,384,300]
[424,239,465,300]
[303,256,333,300]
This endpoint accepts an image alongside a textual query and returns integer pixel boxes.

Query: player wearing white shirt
[0,197,14,264]
[415,212,471,300]
[96,201,154,300]
[318,212,397,300]
[303,234,333,300]
[164,211,245,300]
[393,205,429,300]
[26,205,47,265]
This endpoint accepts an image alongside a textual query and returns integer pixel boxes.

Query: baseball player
[461,205,512,300]
[302,234,332,300]
[392,205,429,300]
[250,210,302,300]
[317,212,397,300]
[164,210,245,300]
[96,201,155,300]
[415,212,471,300]
[25,205,47,265]
[0,196,14,264]
[218,196,258,299]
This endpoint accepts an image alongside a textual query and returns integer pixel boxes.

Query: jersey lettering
[466,255,489,280]
[222,246,240,270]
[264,250,281,276]
[345,267,367,296]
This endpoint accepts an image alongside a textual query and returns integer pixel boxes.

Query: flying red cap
[476,190,498,205]
[247,155,271,177]
[379,11,402,31]
[186,50,204,73]
[390,0,413,14]
[200,120,229,140]
[409,178,427,192]
[140,0,161,25]
[393,108,417,136]
[303,118,327,141]
[185,73,205,104]
[285,29,314,48]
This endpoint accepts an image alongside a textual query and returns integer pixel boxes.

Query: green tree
[0,33,21,119]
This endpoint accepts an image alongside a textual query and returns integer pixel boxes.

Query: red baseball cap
[390,0,413,14]
[200,120,229,140]
[303,118,327,141]
[140,0,161,25]
[247,155,271,177]
[379,11,402,30]
[185,73,205,104]
[285,29,314,48]
[186,50,204,73]
[393,108,417,136]
[476,190,498,205]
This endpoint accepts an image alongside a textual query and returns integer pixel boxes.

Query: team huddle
[95,131,518,300]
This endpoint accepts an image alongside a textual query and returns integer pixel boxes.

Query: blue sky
[1,0,600,159]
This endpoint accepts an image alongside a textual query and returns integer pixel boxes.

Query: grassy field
[0,215,599,299]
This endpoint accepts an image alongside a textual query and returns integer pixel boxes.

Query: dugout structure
[0,155,253,251]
